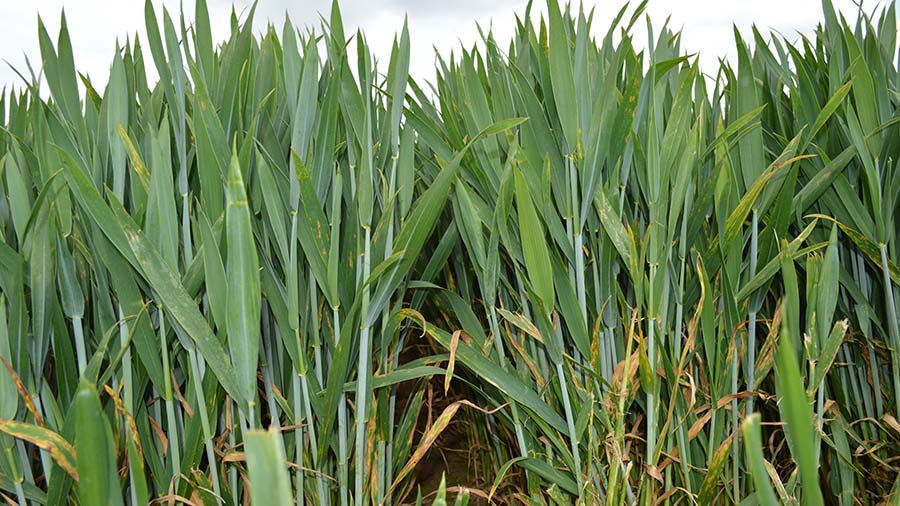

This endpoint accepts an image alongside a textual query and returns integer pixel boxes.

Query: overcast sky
[0,0,882,92]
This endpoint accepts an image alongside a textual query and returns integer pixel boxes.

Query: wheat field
[0,0,899,504]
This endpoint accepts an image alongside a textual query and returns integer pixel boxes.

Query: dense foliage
[0,0,899,504]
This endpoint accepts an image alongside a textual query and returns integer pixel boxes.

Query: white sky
[0,0,884,92]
